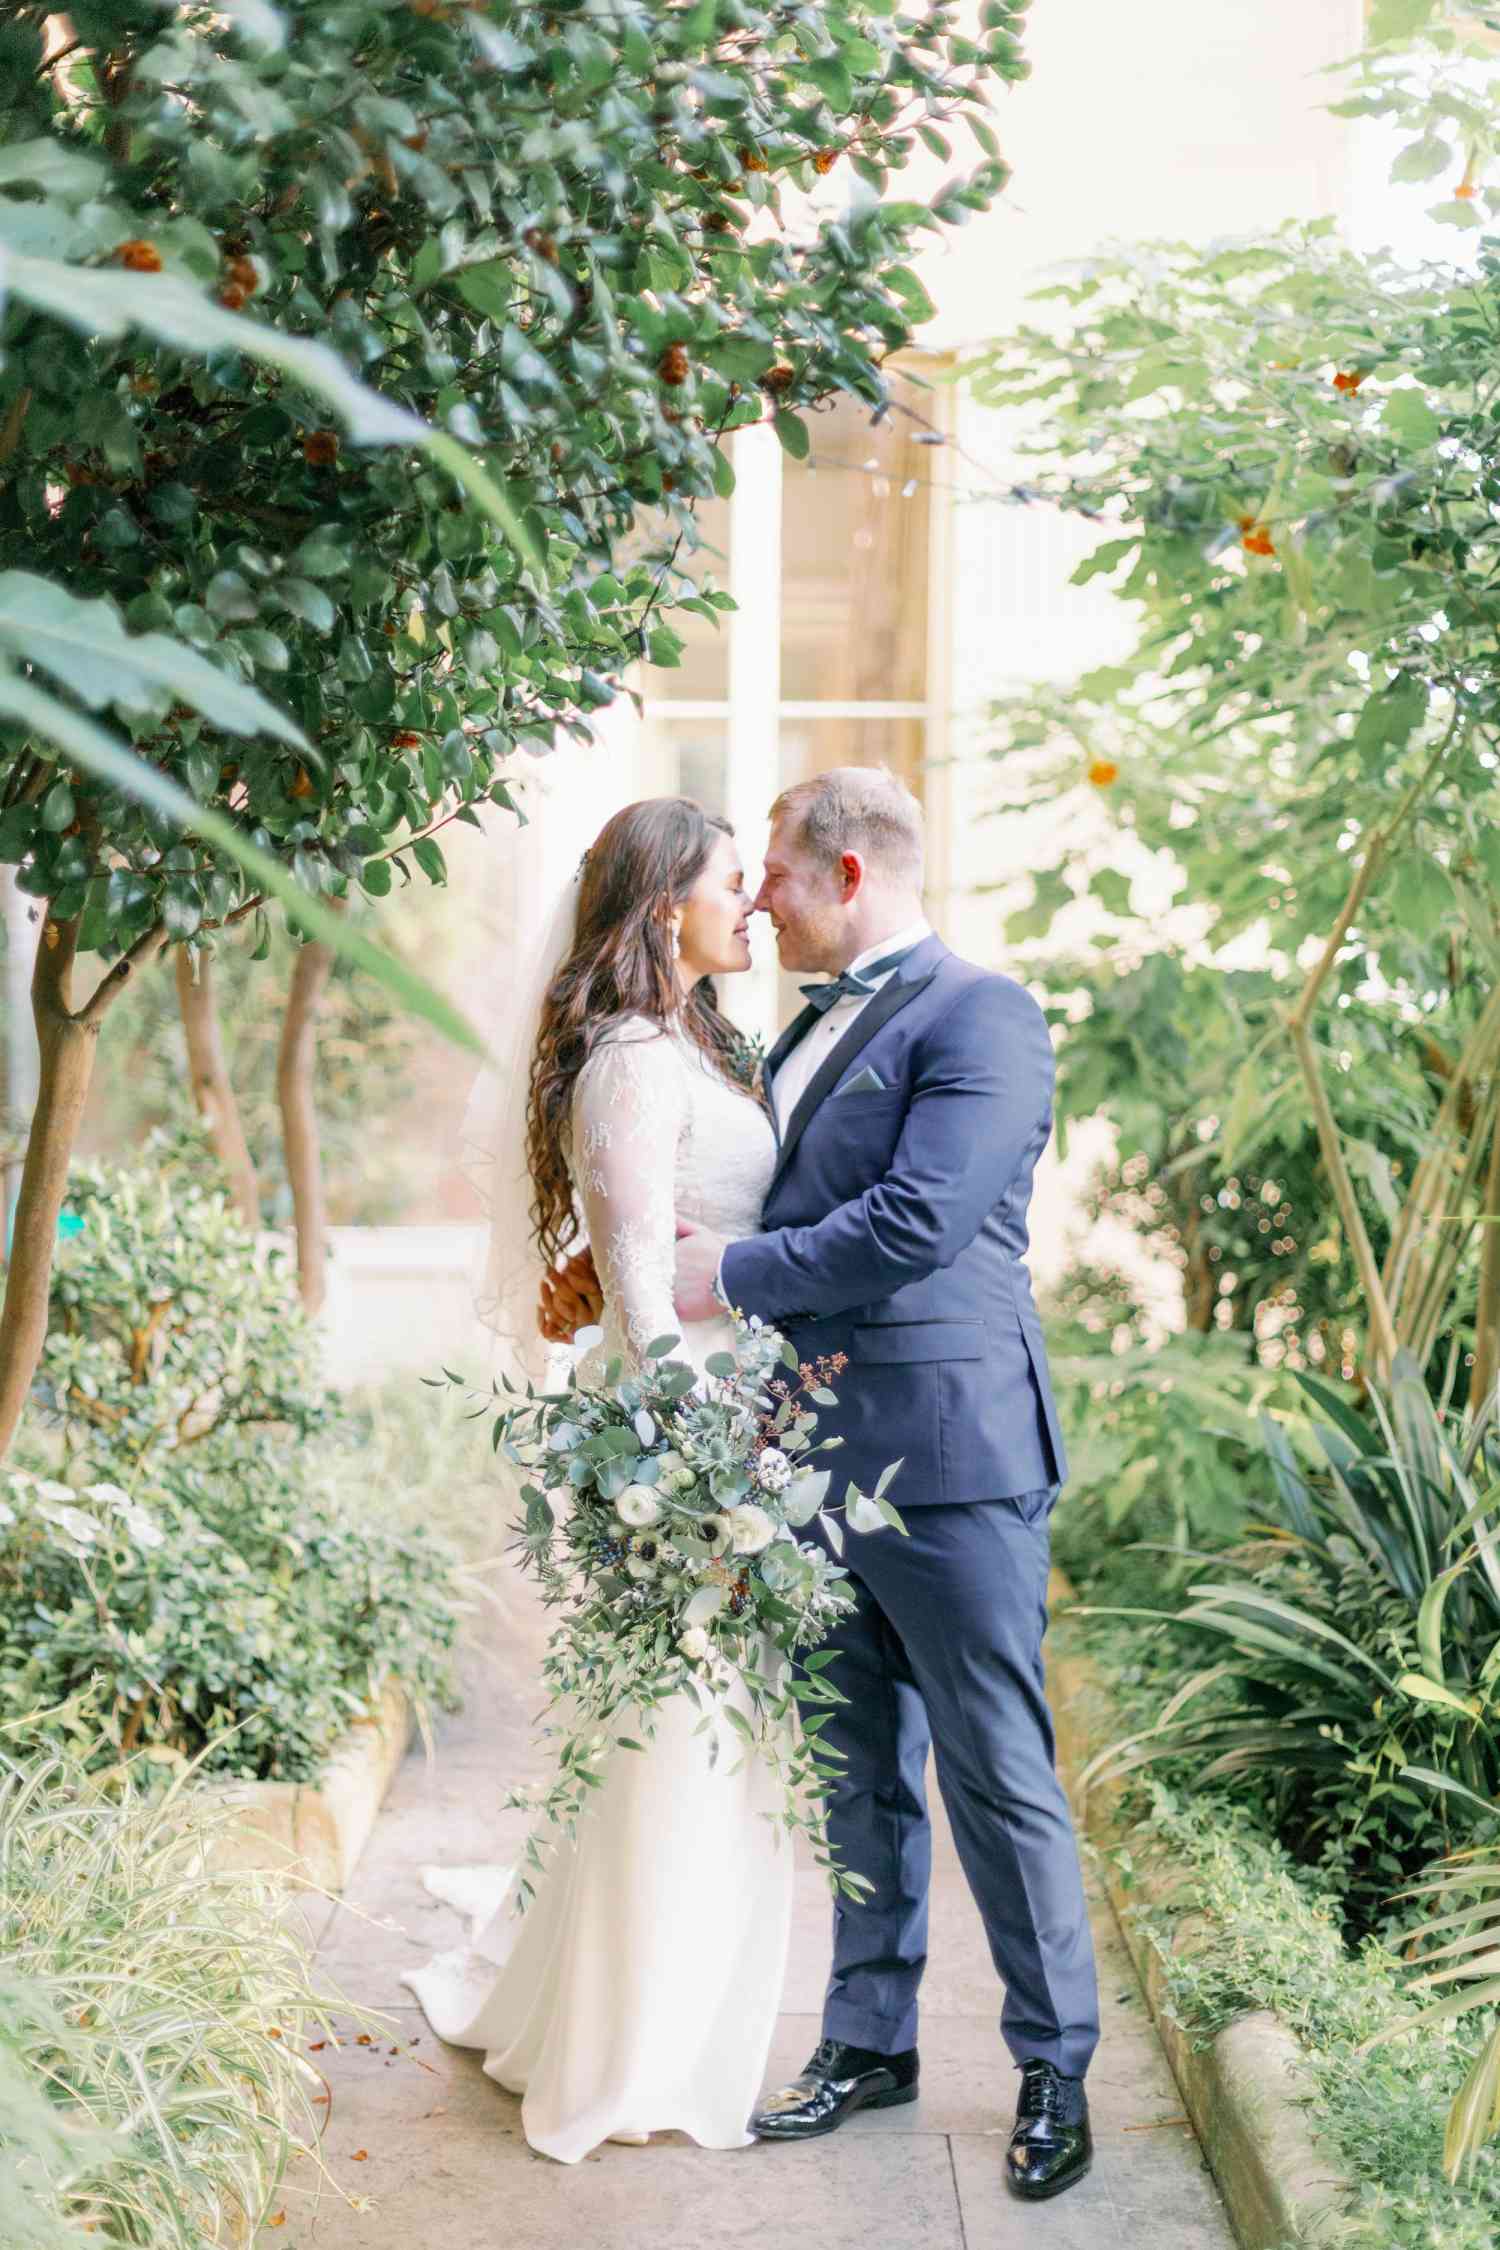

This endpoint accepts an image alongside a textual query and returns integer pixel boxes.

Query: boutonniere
[725,1025,769,1104]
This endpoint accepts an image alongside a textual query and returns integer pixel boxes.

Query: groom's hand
[538,1248,603,1343]
[674,1220,728,1324]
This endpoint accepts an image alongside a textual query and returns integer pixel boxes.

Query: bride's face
[675,830,753,981]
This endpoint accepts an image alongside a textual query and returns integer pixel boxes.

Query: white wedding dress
[401,1016,792,2162]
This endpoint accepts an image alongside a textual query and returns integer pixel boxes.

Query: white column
[724,420,783,1046]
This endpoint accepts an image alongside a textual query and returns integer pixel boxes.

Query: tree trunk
[0,909,169,1461]
[1470,1109,1500,1420]
[276,906,342,1318]
[175,946,260,1228]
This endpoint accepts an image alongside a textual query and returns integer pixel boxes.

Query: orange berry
[760,363,795,393]
[226,255,261,293]
[289,767,315,799]
[114,239,163,272]
[739,147,769,173]
[1087,760,1119,788]
[217,282,248,311]
[391,729,423,749]
[303,429,340,467]
[403,127,430,152]
[812,147,839,175]
[1332,370,1364,394]
[657,342,690,386]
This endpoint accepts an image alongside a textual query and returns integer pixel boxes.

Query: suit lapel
[766,938,947,1196]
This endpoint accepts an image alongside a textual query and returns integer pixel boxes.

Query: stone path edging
[201,1679,413,1894]
[1049,1576,1356,2250]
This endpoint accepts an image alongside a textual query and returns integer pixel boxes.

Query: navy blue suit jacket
[719,934,1068,1507]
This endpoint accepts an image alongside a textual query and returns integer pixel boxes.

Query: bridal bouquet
[450,1317,903,1908]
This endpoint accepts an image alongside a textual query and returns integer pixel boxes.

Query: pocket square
[836,1065,888,1096]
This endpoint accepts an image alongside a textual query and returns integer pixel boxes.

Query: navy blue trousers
[811,1486,1100,2080]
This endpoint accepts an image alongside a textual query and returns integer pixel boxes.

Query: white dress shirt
[769,920,933,1134]
[710,919,933,1311]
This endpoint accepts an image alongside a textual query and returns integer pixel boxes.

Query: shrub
[7,1137,458,1779]
[1082,1353,1500,1933]
[0,1722,387,2245]
[1104,1778,1500,2250]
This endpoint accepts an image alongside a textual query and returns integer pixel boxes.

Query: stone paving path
[276,1573,1236,2250]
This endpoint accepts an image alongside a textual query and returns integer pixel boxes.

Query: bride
[400,796,790,2163]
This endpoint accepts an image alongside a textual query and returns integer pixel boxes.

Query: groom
[542,765,1098,2202]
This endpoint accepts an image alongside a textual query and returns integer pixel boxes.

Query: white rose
[677,1626,712,1662]
[657,1450,685,1475]
[754,1447,793,1495]
[728,1503,775,1555]
[617,1485,661,1527]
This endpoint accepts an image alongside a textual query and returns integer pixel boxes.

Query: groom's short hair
[770,765,924,882]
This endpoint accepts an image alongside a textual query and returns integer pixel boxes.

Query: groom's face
[752,818,848,974]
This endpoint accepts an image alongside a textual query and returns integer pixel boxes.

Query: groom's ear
[838,850,867,902]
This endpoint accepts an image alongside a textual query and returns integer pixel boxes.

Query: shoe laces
[1018,2059,1064,2121]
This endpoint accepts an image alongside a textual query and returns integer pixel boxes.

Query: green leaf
[1370,0,1441,44]
[0,666,485,1056]
[40,779,75,833]
[773,410,810,461]
[1397,1672,1482,1720]
[1389,854,1455,941]
[1382,388,1442,446]
[1005,867,1071,946]
[1390,132,1453,186]
[0,253,543,574]
[0,573,303,744]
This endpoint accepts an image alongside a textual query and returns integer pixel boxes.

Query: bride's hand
[538,1249,604,1343]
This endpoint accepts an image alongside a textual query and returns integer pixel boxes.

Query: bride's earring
[669,919,683,961]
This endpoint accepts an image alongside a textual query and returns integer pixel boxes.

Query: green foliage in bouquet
[448,1316,903,1904]
[4,1135,458,1779]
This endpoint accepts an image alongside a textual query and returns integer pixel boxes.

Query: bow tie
[798,946,917,1016]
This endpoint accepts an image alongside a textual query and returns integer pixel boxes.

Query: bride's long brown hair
[526,796,747,1269]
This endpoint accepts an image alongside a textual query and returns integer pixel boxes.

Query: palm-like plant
[1078,1350,1500,1928]
[1362,1845,1500,2181]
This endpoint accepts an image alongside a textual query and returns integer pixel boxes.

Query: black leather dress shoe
[750,2038,919,2141]
[1006,2059,1092,2200]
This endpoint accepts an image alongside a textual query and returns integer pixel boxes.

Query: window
[639,356,954,1034]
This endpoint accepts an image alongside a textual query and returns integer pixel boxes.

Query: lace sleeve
[572,1024,686,1364]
